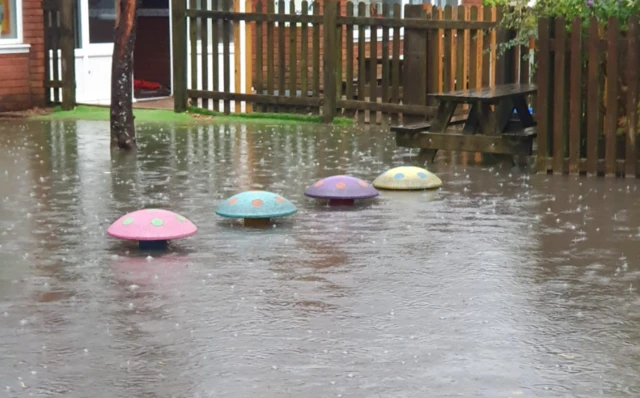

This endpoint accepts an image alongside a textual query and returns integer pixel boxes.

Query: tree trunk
[110,0,140,150]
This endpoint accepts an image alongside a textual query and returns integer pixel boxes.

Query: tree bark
[110,0,140,150]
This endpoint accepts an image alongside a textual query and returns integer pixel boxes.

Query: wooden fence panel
[536,16,640,177]
[179,2,509,122]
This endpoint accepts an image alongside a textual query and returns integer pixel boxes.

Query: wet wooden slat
[369,6,378,123]
[189,0,199,106]
[222,0,232,113]
[468,6,479,92]
[312,2,320,103]
[289,0,297,107]
[391,3,401,122]
[334,3,342,111]
[211,0,220,111]
[277,0,285,111]
[585,17,600,176]
[233,0,241,112]
[266,0,274,111]
[435,7,444,94]
[300,1,309,102]
[244,0,253,112]
[426,5,439,100]
[552,17,566,174]
[455,6,466,90]
[357,1,366,122]
[568,17,582,174]
[381,3,390,115]
[322,0,338,122]
[254,1,263,112]
[201,0,210,110]
[535,17,550,173]
[626,16,639,178]
[481,7,491,87]
[442,6,452,92]
[345,2,354,102]
[604,17,619,177]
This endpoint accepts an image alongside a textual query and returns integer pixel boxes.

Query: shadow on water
[2,119,640,396]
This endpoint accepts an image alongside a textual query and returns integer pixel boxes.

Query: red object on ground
[134,79,161,90]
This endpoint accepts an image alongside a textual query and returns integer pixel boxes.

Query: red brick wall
[0,0,45,112]
[134,16,172,88]
[249,0,404,93]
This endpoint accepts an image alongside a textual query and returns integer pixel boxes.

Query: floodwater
[1,119,640,398]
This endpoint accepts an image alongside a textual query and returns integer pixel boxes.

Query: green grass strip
[30,104,354,126]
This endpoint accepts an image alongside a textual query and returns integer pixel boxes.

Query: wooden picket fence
[171,0,527,123]
[536,16,640,177]
[43,0,76,110]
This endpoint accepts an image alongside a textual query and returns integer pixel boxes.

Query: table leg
[430,100,458,133]
[513,95,535,128]
[417,148,438,164]
[462,102,479,134]
[418,100,458,164]
[475,102,500,136]
[494,97,515,133]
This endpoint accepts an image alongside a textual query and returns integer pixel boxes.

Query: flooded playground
[2,119,640,397]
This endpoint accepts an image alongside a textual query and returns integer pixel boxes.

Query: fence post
[322,0,338,123]
[535,17,551,173]
[172,0,188,112]
[59,1,76,110]
[402,4,427,124]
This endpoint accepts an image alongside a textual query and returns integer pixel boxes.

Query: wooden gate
[43,0,76,110]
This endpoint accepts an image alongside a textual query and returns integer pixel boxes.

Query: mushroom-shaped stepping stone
[372,166,442,190]
[216,190,297,227]
[304,175,379,206]
[107,209,197,250]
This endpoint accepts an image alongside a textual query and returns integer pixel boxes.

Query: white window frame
[0,0,30,54]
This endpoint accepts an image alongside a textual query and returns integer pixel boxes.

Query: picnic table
[392,83,538,163]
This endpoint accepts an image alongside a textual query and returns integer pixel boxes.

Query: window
[88,0,115,43]
[0,0,20,41]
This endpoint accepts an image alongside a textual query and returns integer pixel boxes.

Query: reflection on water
[1,120,640,396]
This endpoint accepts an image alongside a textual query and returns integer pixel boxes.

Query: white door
[74,0,116,105]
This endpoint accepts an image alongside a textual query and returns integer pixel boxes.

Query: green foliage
[487,0,640,58]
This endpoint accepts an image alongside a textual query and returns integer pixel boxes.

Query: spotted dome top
[304,175,379,200]
[372,166,442,190]
[107,209,198,241]
[216,190,297,219]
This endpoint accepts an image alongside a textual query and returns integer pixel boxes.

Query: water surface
[1,120,640,397]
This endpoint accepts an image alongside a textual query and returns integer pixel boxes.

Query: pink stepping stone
[107,209,197,250]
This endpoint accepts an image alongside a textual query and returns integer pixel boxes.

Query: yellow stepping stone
[372,166,442,190]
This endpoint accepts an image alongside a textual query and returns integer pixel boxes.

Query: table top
[427,83,537,102]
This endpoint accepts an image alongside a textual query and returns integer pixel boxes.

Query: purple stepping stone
[304,175,379,205]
